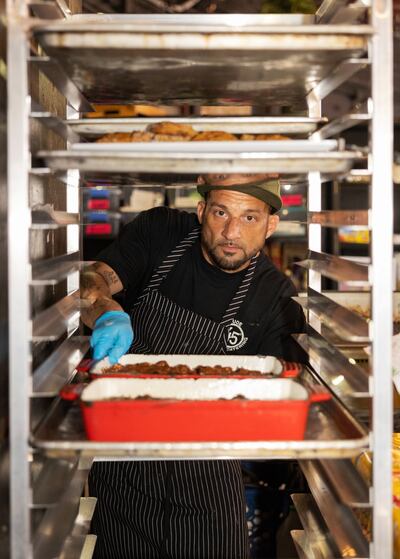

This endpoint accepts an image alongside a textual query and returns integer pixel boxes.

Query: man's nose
[222,218,241,239]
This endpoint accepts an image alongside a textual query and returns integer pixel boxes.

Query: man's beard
[201,236,261,271]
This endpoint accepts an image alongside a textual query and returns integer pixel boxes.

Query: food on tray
[257,133,290,140]
[95,122,291,143]
[191,131,238,141]
[240,134,255,141]
[146,121,196,138]
[153,134,193,142]
[101,360,273,377]
[240,133,290,141]
[353,435,400,556]
[96,132,131,143]
[349,305,370,319]
[96,131,154,143]
[130,131,155,142]
[353,509,371,541]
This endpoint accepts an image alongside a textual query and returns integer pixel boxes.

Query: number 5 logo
[225,320,248,351]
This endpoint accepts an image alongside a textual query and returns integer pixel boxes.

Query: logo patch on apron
[224,320,248,351]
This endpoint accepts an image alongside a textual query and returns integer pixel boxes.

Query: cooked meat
[96,131,154,143]
[146,121,196,138]
[129,131,154,142]
[95,128,290,144]
[96,132,133,143]
[192,131,238,141]
[254,134,290,140]
[153,134,192,142]
[240,134,256,141]
[101,361,273,377]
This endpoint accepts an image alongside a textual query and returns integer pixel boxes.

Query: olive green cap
[197,178,282,214]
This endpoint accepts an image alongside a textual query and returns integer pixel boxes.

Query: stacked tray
[33,14,369,179]
[33,15,371,108]
[63,355,310,442]
[31,365,368,458]
[30,13,371,460]
[32,12,369,178]
[60,376,330,442]
[66,116,328,141]
[38,140,363,176]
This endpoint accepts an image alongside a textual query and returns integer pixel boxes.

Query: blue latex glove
[91,311,134,364]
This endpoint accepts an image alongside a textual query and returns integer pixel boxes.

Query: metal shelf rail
[8,2,92,558]
[6,2,394,558]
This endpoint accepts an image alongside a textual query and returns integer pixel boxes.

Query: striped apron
[89,227,258,559]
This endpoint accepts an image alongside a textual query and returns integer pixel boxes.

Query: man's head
[196,174,281,273]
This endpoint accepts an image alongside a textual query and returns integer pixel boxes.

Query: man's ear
[197,175,205,185]
[266,214,279,239]
[197,200,206,224]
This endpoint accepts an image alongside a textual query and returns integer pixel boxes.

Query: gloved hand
[91,310,134,364]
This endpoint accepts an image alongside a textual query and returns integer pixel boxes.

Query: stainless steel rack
[6,3,394,559]
[33,17,371,109]
[31,368,369,460]
[66,116,328,139]
[39,145,362,175]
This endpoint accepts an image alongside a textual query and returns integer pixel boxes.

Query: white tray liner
[82,377,308,402]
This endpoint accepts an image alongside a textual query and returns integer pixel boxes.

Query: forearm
[81,295,123,329]
[80,266,123,328]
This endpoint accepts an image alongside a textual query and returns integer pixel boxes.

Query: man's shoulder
[256,254,297,296]
[141,206,199,230]
[137,207,200,258]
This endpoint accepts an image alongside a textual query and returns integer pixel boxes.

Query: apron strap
[136,227,201,301]
[221,253,259,325]
[135,223,259,326]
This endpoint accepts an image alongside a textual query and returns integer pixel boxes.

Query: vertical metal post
[7,2,32,558]
[66,106,80,297]
[371,0,393,556]
[306,91,322,294]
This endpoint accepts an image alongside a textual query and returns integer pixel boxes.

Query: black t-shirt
[98,206,307,362]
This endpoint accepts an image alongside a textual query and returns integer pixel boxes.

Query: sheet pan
[61,377,330,442]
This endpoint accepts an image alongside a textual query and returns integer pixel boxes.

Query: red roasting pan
[61,376,330,442]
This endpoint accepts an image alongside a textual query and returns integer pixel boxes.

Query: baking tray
[34,16,370,108]
[70,140,338,152]
[79,353,301,379]
[61,377,330,442]
[67,117,327,140]
[324,291,400,323]
[37,148,362,175]
[77,172,329,190]
[44,13,317,27]
[294,288,370,343]
[31,369,369,459]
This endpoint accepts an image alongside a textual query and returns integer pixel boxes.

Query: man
[81,173,306,559]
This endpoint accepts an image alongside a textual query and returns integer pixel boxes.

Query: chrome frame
[370,0,394,555]
[6,3,394,558]
[7,2,32,557]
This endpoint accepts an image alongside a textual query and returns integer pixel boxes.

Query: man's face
[197,189,279,273]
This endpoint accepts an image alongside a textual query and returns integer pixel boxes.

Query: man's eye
[216,210,226,217]
[245,215,256,222]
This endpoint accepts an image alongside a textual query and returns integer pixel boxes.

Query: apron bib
[90,228,259,559]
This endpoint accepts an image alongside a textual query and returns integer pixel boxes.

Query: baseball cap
[197,175,282,214]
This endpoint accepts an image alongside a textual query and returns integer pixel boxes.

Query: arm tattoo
[80,271,103,291]
[102,269,119,286]
[91,262,120,287]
